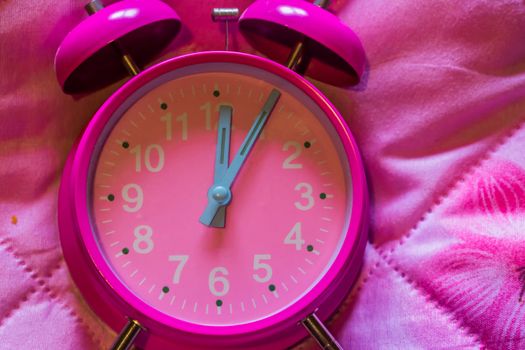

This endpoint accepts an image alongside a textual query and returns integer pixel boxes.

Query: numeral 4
[284,222,305,250]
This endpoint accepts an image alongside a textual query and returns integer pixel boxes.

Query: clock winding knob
[211,8,240,51]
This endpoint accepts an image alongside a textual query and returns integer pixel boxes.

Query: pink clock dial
[90,61,352,327]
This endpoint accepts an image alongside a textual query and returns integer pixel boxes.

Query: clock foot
[110,319,143,350]
[302,313,343,350]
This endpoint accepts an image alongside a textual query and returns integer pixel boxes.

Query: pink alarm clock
[55,0,367,349]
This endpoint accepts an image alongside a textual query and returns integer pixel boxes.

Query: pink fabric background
[1,0,525,348]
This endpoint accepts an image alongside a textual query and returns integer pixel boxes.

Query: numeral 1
[176,112,188,141]
[160,113,172,140]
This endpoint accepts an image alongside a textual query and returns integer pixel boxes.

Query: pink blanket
[1,0,525,348]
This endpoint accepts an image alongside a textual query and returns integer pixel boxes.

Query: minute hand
[219,89,281,188]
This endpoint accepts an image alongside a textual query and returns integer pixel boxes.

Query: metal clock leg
[110,319,143,350]
[302,313,343,350]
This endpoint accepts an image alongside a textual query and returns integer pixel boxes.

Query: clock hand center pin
[209,185,231,204]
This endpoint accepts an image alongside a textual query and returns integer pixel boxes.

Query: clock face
[88,62,353,327]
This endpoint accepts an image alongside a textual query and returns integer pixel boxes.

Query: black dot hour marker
[320,193,327,199]
[107,194,115,201]
[122,141,129,149]
[216,299,223,307]
[162,286,170,293]
[268,284,276,292]
[307,245,314,252]
[122,248,129,255]
[213,90,220,97]
[160,103,168,110]
[304,141,311,148]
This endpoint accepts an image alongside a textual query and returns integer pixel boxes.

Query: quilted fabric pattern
[1,0,525,349]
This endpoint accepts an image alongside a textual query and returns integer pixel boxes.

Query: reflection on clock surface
[89,65,352,326]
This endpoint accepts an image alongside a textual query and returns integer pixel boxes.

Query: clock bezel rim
[62,50,367,345]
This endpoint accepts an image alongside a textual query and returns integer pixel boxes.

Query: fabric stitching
[292,259,383,350]
[0,235,109,347]
[337,252,484,348]
[0,239,69,329]
[375,117,525,258]
[0,285,106,349]
[39,260,116,348]
[329,259,383,322]
[42,256,65,279]
[379,256,485,348]
[339,118,525,347]
[0,236,62,278]
[0,238,64,286]
[0,240,107,348]
[356,117,525,303]
[39,282,109,350]
[0,238,41,283]
[0,287,39,329]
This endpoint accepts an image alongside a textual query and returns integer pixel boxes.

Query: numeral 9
[122,184,143,212]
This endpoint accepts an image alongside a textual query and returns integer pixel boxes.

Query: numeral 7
[168,255,189,284]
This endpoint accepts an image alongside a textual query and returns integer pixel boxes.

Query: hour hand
[208,105,232,227]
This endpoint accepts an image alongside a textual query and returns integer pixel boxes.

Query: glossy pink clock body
[58,51,367,349]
